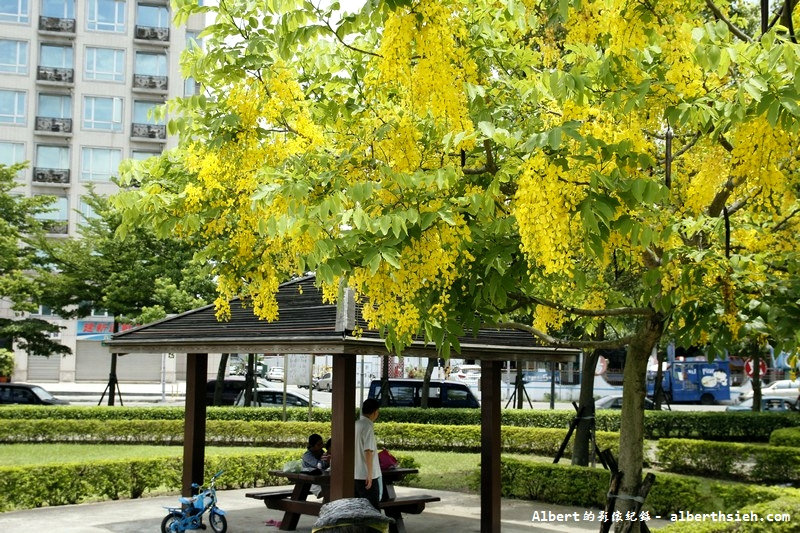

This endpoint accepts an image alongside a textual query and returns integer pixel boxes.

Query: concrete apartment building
[0,0,218,383]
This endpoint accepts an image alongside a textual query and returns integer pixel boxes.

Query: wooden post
[330,353,356,500]
[480,360,502,533]
[183,353,207,496]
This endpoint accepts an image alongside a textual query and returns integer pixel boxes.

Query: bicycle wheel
[161,513,181,533]
[209,511,227,533]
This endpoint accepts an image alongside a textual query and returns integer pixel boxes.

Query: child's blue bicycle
[161,470,227,533]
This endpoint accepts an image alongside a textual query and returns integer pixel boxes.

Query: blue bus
[647,360,731,404]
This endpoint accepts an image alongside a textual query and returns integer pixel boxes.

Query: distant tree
[0,163,67,358]
[36,189,215,325]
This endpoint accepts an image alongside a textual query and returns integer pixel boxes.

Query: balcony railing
[37,66,74,83]
[43,220,69,234]
[133,74,168,91]
[35,116,73,134]
[131,123,167,140]
[33,167,70,184]
[134,25,170,42]
[38,16,76,33]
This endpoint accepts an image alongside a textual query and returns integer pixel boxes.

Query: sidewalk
[0,486,670,532]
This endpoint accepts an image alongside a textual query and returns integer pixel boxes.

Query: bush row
[2,405,797,441]
[0,451,419,512]
[0,419,619,457]
[656,438,800,484]
[492,457,799,518]
[657,496,800,533]
[769,427,800,448]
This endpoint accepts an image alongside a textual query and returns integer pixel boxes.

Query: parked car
[315,372,333,391]
[234,388,319,407]
[297,375,319,389]
[739,379,799,402]
[0,382,69,405]
[367,378,480,408]
[205,376,271,406]
[450,364,481,387]
[266,367,284,382]
[595,394,656,410]
[726,396,798,412]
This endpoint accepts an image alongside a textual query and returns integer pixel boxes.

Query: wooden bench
[378,495,441,533]
[246,489,323,529]
[245,489,295,503]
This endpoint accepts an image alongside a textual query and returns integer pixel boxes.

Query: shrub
[769,427,800,448]
[0,419,619,457]
[490,457,800,518]
[0,406,797,442]
[0,450,418,512]
[657,496,800,532]
[656,438,800,484]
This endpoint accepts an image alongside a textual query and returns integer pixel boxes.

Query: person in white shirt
[354,398,382,508]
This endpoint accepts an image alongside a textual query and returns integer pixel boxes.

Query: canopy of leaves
[37,189,215,325]
[0,164,67,356]
[117,0,800,358]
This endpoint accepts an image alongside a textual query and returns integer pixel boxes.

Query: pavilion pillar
[480,360,502,532]
[330,354,356,500]
[182,353,208,496]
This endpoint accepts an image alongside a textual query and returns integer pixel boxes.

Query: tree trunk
[380,355,390,407]
[653,349,667,409]
[420,356,436,408]
[615,315,664,533]
[572,350,599,466]
[213,353,229,406]
[752,352,763,413]
[244,353,255,407]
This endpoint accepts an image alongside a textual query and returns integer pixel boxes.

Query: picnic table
[246,468,440,533]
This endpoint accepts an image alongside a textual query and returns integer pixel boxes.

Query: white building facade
[0,0,211,382]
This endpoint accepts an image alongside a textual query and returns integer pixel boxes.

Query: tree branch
[496,322,637,349]
[511,294,654,317]
[705,0,753,42]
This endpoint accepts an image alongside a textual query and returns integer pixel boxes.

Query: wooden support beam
[182,353,208,496]
[330,354,356,500]
[480,360,502,533]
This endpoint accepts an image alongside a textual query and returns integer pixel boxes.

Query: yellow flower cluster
[371,0,475,149]
[533,305,566,334]
[681,141,730,215]
[729,118,792,209]
[514,153,585,276]
[349,218,474,344]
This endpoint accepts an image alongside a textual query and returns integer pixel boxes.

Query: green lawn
[0,444,486,492]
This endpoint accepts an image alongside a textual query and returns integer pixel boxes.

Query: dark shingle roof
[106,275,578,362]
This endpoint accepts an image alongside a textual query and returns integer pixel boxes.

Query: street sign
[744,358,767,378]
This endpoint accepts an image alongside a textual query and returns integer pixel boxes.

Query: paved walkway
[0,486,670,532]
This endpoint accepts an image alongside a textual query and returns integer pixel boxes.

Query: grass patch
[0,444,269,466]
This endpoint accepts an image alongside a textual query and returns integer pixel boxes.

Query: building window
[134,51,167,76]
[0,90,26,125]
[136,3,167,27]
[38,93,71,118]
[78,196,98,223]
[185,31,201,50]
[131,149,159,160]
[34,194,68,228]
[0,0,29,23]
[184,77,199,96]
[40,43,72,68]
[90,307,109,317]
[81,146,121,181]
[84,47,124,81]
[133,100,163,124]
[82,95,122,131]
[87,0,125,32]
[41,0,74,18]
[0,39,28,75]
[0,141,25,167]
[36,144,70,169]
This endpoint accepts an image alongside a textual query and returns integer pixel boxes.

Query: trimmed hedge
[491,457,800,518]
[658,497,800,532]
[0,451,419,512]
[769,427,800,447]
[1,405,797,442]
[0,419,620,457]
[657,438,800,484]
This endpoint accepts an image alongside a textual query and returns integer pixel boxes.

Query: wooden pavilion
[105,275,579,532]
